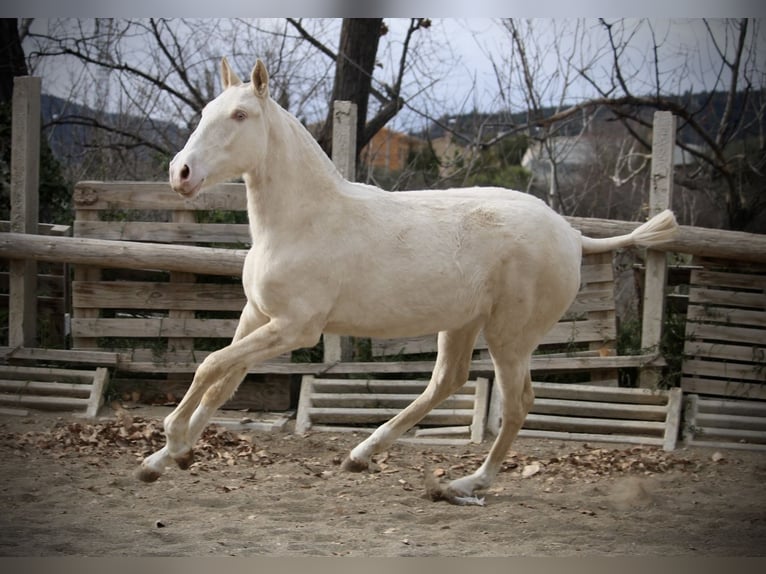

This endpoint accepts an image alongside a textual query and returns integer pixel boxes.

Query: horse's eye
[232,110,247,121]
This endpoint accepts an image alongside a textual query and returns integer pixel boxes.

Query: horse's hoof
[341,456,369,473]
[136,466,162,483]
[174,450,195,470]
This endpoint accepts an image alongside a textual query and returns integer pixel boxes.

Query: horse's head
[169,58,271,198]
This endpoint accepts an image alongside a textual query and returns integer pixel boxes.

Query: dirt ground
[0,405,764,557]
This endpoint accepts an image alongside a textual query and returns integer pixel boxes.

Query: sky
[22,17,766,134]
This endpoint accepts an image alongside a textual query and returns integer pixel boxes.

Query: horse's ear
[251,59,269,98]
[221,57,242,90]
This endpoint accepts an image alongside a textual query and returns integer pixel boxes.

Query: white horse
[139,58,678,504]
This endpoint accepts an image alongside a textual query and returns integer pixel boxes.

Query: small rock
[522,463,541,478]
[155,520,166,528]
[711,452,725,463]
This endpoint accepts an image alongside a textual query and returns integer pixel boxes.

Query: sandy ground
[0,405,764,557]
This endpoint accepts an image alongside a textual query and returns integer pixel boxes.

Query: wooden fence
[1,78,764,446]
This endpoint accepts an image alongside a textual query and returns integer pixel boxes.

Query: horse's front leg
[137,304,270,482]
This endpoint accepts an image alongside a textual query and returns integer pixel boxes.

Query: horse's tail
[581,209,679,255]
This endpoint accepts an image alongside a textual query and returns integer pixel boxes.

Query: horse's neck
[244,104,346,236]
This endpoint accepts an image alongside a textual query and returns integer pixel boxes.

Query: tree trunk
[0,18,28,104]
[318,18,383,161]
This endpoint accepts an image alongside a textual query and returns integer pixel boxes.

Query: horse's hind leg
[342,320,481,472]
[138,304,267,482]
[446,343,534,500]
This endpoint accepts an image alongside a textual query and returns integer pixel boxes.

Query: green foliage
[616,309,688,389]
[461,135,531,190]
[0,101,71,225]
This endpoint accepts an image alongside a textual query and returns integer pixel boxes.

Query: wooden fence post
[638,111,676,388]
[323,101,357,363]
[8,76,41,348]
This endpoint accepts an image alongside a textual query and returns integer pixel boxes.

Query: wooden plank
[663,387,683,451]
[688,287,765,310]
[72,210,103,349]
[684,341,766,364]
[683,359,765,382]
[638,111,675,389]
[416,425,471,437]
[0,407,29,416]
[0,394,90,409]
[689,426,766,444]
[74,220,251,245]
[8,76,41,348]
[0,365,94,381]
[0,380,93,397]
[295,375,315,434]
[685,322,766,346]
[0,347,121,367]
[580,262,614,284]
[686,305,765,329]
[471,377,489,443]
[311,379,477,393]
[531,381,671,404]
[70,317,239,339]
[85,367,109,419]
[307,407,473,425]
[72,281,246,311]
[518,428,664,447]
[2,232,248,277]
[309,392,475,409]
[522,413,666,435]
[690,269,766,291]
[370,318,617,357]
[681,378,766,400]
[530,398,667,421]
[694,412,766,431]
[695,398,766,417]
[73,181,248,211]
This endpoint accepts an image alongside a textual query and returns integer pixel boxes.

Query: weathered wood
[663,387,683,451]
[73,220,251,244]
[0,347,121,367]
[0,394,89,409]
[681,378,766,399]
[0,380,93,396]
[296,374,487,441]
[0,233,247,276]
[530,381,671,404]
[522,413,665,435]
[85,367,109,419]
[8,76,41,348]
[684,394,766,450]
[639,111,675,388]
[70,317,239,339]
[681,258,765,398]
[72,281,245,311]
[566,219,766,264]
[0,365,94,381]
[73,180,247,211]
[324,101,358,364]
[471,377,490,442]
[530,397,667,420]
[307,407,473,425]
[295,375,315,434]
[517,429,664,447]
[488,380,679,448]
[309,392,475,409]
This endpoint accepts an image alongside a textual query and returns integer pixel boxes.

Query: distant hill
[415,91,763,147]
[40,93,186,179]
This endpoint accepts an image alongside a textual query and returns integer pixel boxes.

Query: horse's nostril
[180,164,190,180]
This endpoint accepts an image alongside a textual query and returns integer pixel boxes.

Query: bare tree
[487,18,765,230]
[24,18,436,182]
